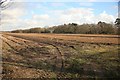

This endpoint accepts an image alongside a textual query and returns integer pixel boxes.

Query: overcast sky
[1,0,118,31]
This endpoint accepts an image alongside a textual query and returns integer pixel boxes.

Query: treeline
[11,21,119,34]
[11,27,50,33]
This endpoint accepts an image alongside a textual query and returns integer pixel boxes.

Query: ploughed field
[1,33,120,79]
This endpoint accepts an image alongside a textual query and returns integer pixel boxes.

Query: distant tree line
[11,27,50,33]
[11,21,120,34]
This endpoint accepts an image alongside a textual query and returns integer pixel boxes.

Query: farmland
[1,33,120,79]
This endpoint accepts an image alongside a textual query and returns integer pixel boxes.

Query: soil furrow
[2,35,23,45]
[2,38,19,53]
[5,35,65,72]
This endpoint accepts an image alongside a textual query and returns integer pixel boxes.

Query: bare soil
[1,33,120,79]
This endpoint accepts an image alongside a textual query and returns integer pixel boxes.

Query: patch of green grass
[66,58,86,73]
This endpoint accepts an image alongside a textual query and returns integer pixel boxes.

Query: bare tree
[0,0,12,10]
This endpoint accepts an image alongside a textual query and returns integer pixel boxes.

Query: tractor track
[1,36,53,70]
[2,34,65,71]
[6,34,65,71]
[2,37,19,53]
[2,35,24,46]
